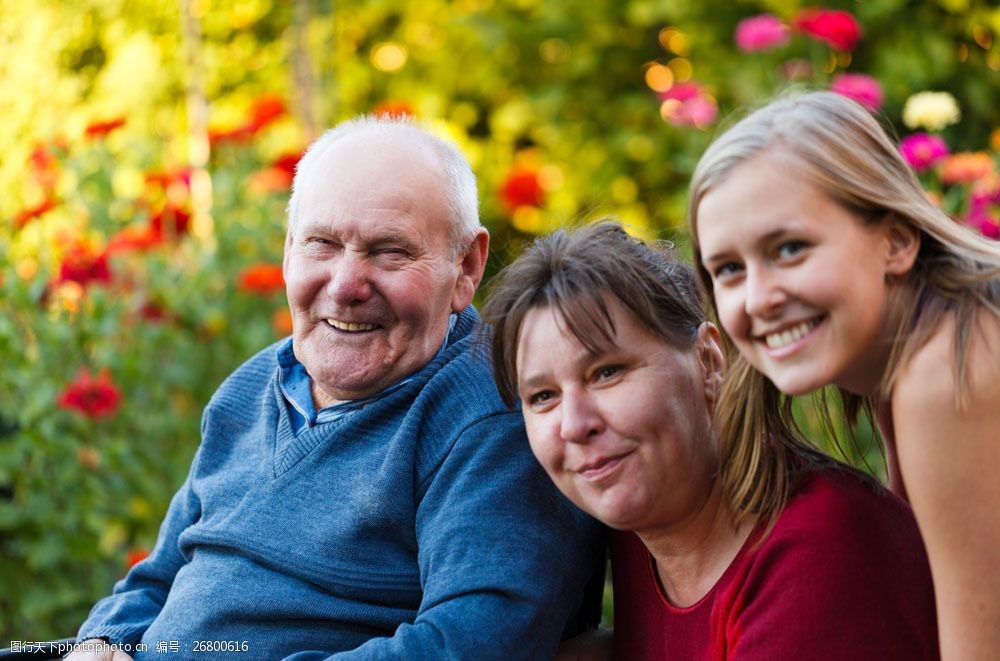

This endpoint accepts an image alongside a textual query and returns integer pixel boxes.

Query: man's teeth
[326,319,377,332]
[764,320,817,349]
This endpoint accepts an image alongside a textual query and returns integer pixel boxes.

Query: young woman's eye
[712,261,743,280]
[776,241,807,260]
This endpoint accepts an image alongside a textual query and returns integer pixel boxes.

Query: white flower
[902,91,961,131]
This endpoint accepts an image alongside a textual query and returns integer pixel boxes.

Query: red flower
[150,204,192,237]
[237,263,285,294]
[57,369,122,419]
[208,125,255,146]
[211,94,288,146]
[830,74,883,112]
[85,117,127,139]
[249,152,303,194]
[793,8,862,51]
[54,243,112,288]
[144,168,192,191]
[106,225,163,254]
[126,548,150,568]
[247,94,287,132]
[13,197,57,230]
[373,100,415,118]
[28,143,60,190]
[499,167,545,211]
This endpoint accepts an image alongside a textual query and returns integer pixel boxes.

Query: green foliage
[2,0,999,640]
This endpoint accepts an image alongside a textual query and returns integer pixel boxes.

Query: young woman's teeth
[765,320,816,349]
[327,319,377,332]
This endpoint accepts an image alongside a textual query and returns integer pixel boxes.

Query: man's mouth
[326,319,379,332]
[761,317,821,350]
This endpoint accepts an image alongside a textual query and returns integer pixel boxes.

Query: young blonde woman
[689,90,1000,660]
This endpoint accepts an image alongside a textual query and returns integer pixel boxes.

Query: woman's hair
[687,91,1000,446]
[482,220,828,526]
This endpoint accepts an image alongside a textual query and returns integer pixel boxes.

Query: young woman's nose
[744,266,786,319]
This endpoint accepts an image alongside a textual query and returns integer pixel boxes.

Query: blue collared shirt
[276,314,457,434]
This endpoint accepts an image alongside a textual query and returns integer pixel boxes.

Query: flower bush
[2,0,999,640]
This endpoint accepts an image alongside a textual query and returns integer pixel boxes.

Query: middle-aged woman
[482,221,938,660]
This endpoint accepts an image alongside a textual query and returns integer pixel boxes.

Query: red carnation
[499,167,545,211]
[54,243,112,288]
[247,94,287,132]
[793,8,862,51]
[85,117,127,139]
[150,204,192,238]
[237,263,285,294]
[57,368,122,418]
[106,225,163,254]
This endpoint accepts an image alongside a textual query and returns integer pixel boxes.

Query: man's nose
[744,266,786,319]
[559,390,605,445]
[327,253,373,305]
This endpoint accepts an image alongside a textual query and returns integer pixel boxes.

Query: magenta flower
[735,14,790,52]
[658,83,718,128]
[965,202,1000,239]
[899,133,950,172]
[831,74,883,112]
[793,8,862,51]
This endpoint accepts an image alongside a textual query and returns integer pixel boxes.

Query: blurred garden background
[2,0,1000,641]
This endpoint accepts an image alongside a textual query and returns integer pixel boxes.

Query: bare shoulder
[891,307,1000,659]
[894,307,1000,415]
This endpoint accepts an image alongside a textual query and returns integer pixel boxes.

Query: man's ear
[696,322,726,406]
[451,228,490,312]
[885,217,920,277]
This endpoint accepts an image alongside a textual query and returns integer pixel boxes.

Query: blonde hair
[688,91,1000,458]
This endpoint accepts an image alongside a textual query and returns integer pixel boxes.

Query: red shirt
[610,469,938,660]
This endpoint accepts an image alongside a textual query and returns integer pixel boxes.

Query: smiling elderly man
[68,117,602,660]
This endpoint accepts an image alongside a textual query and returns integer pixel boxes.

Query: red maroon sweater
[610,469,938,660]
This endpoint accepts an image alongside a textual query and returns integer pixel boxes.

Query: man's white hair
[286,115,480,257]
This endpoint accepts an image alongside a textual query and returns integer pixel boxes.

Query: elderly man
[68,117,602,660]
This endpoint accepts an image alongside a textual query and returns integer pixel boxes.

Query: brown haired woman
[483,221,937,660]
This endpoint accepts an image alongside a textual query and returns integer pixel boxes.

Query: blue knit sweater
[78,307,602,659]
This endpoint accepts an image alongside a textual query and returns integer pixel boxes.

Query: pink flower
[898,133,949,172]
[735,14,790,52]
[793,8,862,51]
[831,74,883,112]
[965,201,1000,240]
[658,83,718,128]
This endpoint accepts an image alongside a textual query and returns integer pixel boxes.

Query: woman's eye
[593,365,622,381]
[528,390,554,406]
[712,261,743,280]
[776,241,807,260]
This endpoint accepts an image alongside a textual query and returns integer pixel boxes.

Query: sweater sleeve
[75,453,202,650]
[720,527,938,660]
[283,411,604,661]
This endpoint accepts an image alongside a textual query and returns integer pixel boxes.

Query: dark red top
[610,469,938,660]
